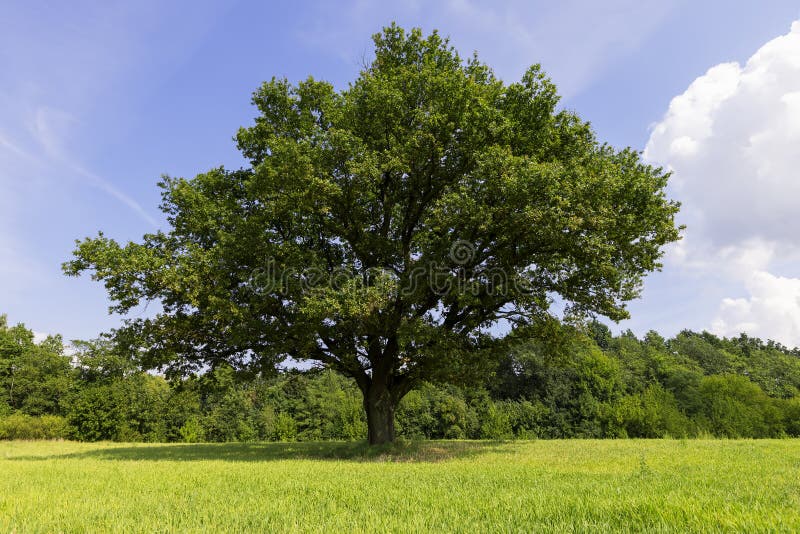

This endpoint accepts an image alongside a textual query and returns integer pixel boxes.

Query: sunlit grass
[1,439,799,532]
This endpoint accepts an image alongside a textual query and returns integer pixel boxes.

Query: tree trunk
[363,380,397,445]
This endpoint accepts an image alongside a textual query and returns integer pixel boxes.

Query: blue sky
[2,0,800,345]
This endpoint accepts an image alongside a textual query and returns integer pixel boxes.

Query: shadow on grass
[11,439,509,463]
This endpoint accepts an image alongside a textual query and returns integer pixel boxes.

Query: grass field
[1,439,799,532]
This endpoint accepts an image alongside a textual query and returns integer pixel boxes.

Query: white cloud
[712,271,800,345]
[646,20,800,347]
[647,21,800,249]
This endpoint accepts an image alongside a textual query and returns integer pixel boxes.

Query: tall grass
[1,439,798,532]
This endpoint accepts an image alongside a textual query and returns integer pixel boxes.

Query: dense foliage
[63,25,680,444]
[2,314,799,441]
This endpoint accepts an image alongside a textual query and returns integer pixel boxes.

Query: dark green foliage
[0,315,73,416]
[2,313,800,441]
[63,24,681,444]
[693,375,783,438]
[396,383,473,439]
[488,322,800,438]
[605,383,693,438]
[64,385,123,441]
[65,340,170,442]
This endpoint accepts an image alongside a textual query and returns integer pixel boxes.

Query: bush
[396,383,473,439]
[476,402,513,440]
[502,400,549,439]
[606,383,693,438]
[293,371,365,440]
[65,385,122,441]
[0,414,69,440]
[695,375,783,437]
[179,417,206,443]
[272,412,298,441]
[779,397,800,436]
[396,389,437,438]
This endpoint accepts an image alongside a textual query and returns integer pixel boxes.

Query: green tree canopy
[65,25,681,444]
[0,315,73,416]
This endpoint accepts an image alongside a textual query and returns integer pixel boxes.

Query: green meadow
[1,439,799,532]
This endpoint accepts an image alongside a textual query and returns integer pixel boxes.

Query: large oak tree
[65,25,681,444]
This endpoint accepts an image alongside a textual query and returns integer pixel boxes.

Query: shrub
[65,385,121,441]
[272,412,298,441]
[477,402,513,440]
[695,375,782,437]
[502,400,549,439]
[606,383,693,438]
[0,414,69,440]
[396,389,437,438]
[779,397,800,436]
[179,417,206,443]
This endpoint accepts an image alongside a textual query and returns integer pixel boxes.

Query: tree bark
[364,379,396,445]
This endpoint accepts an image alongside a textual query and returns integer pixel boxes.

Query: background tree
[4,312,800,442]
[0,315,73,416]
[64,25,681,444]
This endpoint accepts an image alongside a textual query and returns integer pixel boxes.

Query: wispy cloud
[27,106,158,227]
[0,131,34,161]
[72,165,159,228]
[0,2,229,232]
[0,0,241,342]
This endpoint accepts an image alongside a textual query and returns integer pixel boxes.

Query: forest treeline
[2,313,799,441]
